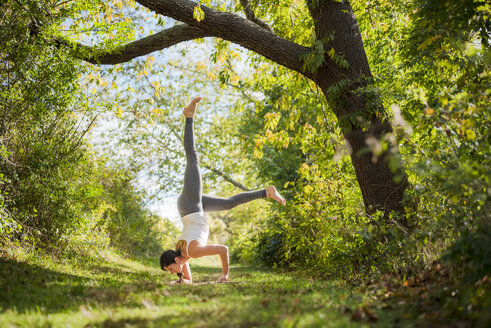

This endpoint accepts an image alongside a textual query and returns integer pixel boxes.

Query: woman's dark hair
[160,249,180,270]
[160,249,184,280]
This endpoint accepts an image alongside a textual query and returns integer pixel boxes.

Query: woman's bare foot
[266,186,286,206]
[183,96,202,118]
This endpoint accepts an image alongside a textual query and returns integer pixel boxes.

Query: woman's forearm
[219,246,229,275]
[182,262,192,282]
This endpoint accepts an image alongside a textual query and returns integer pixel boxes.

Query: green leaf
[193,5,205,22]
[329,48,335,59]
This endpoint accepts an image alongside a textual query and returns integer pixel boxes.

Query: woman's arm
[188,242,229,281]
[181,262,192,283]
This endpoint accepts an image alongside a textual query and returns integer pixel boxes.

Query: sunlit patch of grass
[0,245,413,327]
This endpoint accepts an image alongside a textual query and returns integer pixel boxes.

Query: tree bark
[136,0,310,73]
[308,1,409,216]
[63,24,212,65]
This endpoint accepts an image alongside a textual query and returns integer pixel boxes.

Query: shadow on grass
[0,257,160,314]
[0,257,95,313]
[85,314,200,328]
[1,255,339,328]
[191,264,271,276]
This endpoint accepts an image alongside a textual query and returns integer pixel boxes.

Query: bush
[232,0,490,281]
[101,166,179,256]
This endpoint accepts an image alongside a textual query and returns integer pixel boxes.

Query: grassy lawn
[1,248,422,328]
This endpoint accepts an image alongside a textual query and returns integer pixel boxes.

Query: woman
[160,96,286,284]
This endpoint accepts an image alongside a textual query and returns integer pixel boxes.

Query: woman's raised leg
[177,97,203,217]
[202,186,286,213]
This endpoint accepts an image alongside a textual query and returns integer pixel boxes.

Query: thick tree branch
[68,1,310,74]
[239,0,272,32]
[134,0,311,75]
[67,24,212,64]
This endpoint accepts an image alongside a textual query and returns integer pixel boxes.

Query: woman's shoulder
[175,240,188,257]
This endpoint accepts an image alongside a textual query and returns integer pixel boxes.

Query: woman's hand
[218,274,229,283]
[169,278,192,285]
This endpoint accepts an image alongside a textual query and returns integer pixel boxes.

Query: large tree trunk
[309,1,409,216]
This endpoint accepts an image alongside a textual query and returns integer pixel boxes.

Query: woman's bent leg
[177,117,203,217]
[202,190,266,213]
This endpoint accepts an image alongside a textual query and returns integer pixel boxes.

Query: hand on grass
[169,279,192,285]
[218,274,229,283]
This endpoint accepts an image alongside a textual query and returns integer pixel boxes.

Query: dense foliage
[215,1,490,321]
[0,0,176,256]
[231,0,490,280]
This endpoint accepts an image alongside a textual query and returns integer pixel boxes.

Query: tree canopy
[63,0,417,216]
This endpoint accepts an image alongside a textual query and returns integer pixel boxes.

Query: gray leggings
[177,118,266,217]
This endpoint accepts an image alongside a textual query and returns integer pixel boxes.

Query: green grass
[0,247,415,327]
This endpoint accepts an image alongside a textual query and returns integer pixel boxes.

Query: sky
[78,2,257,225]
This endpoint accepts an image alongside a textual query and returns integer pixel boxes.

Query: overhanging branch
[65,24,211,65]
[134,0,310,75]
[67,0,311,74]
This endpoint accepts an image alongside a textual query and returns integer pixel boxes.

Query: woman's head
[160,249,183,274]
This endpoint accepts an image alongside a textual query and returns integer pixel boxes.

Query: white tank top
[178,211,209,256]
